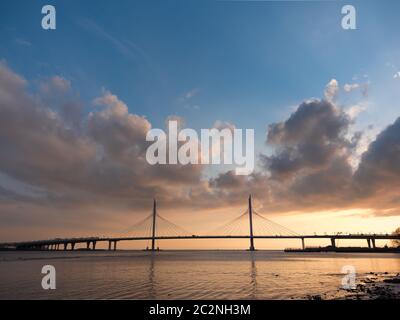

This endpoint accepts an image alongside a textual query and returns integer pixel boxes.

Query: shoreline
[305,273,400,300]
[285,246,400,253]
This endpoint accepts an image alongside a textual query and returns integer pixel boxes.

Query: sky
[1,0,400,249]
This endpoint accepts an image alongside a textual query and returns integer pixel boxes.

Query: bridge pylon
[151,198,157,251]
[248,195,255,251]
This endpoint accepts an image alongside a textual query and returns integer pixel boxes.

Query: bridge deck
[1,234,400,248]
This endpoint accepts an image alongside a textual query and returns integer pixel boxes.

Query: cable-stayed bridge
[1,196,399,251]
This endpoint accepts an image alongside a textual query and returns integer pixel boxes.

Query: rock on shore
[304,272,400,300]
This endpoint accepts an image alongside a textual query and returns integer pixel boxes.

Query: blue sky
[1,0,400,137]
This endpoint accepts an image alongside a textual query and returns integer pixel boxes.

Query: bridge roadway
[1,234,399,251]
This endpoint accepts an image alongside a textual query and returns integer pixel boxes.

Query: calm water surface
[0,250,399,299]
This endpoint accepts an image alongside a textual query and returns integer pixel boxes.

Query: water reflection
[249,252,257,299]
[147,253,156,299]
[0,251,399,299]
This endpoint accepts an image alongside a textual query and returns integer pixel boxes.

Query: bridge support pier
[330,238,336,248]
[71,243,75,251]
[63,243,68,251]
[371,239,376,248]
[92,241,97,250]
[367,239,371,248]
[107,241,117,251]
[301,238,305,250]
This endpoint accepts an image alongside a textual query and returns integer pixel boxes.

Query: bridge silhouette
[1,196,399,251]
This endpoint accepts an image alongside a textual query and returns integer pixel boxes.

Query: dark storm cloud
[262,99,352,180]
[353,118,400,201]
[209,170,271,207]
[280,156,354,212]
[355,118,400,186]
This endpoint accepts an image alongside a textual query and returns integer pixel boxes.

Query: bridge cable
[156,214,192,237]
[252,210,299,236]
[208,210,249,236]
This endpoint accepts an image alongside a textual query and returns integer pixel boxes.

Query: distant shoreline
[285,246,400,253]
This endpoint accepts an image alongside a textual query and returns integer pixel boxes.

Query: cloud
[79,18,135,59]
[209,170,271,207]
[343,83,360,92]
[0,62,211,235]
[343,82,369,97]
[183,88,200,100]
[255,81,400,215]
[345,102,367,119]
[263,99,351,180]
[40,76,71,94]
[1,62,400,240]
[179,88,201,110]
[354,118,400,193]
[78,18,152,65]
[14,38,32,47]
[324,79,339,102]
[0,63,97,199]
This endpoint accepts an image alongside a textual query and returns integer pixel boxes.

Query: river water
[0,250,399,299]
